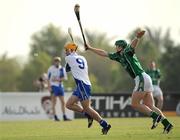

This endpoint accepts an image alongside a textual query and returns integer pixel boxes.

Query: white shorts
[153,85,163,97]
[133,72,153,93]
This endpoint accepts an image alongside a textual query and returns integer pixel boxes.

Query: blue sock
[100,120,108,128]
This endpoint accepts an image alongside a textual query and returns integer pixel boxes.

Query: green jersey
[108,45,144,79]
[146,69,161,85]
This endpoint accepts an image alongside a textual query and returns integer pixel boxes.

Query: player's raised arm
[85,44,108,57]
[130,30,145,49]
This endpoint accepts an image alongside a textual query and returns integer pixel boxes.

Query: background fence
[0,92,179,121]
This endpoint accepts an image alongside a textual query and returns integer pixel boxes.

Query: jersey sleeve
[124,45,135,56]
[47,67,51,80]
[60,67,68,80]
[157,69,161,78]
[63,67,68,80]
[108,52,118,60]
[60,68,65,78]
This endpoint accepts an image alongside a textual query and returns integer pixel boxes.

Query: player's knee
[131,102,139,109]
[83,106,91,112]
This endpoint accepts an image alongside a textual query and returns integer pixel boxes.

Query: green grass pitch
[0,117,180,140]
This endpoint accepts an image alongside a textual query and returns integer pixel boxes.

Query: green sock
[161,118,170,127]
[150,111,159,120]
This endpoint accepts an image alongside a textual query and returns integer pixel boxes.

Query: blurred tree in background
[18,24,75,91]
[18,52,51,91]
[160,45,180,91]
[0,54,21,91]
[160,33,180,91]
[0,24,180,92]
[30,24,68,57]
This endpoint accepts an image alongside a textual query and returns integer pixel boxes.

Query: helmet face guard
[115,40,127,49]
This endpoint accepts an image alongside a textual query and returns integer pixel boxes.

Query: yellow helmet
[64,43,78,51]
[53,56,61,62]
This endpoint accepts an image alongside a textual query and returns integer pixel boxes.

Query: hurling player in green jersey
[85,29,173,133]
[146,61,163,110]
